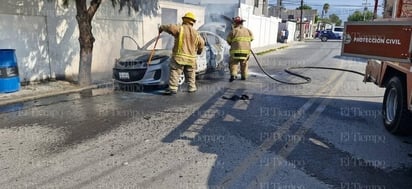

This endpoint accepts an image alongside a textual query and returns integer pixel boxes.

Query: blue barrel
[0,49,20,93]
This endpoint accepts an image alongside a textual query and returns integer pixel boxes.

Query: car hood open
[118,49,171,62]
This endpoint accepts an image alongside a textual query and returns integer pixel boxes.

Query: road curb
[252,41,299,56]
[0,81,113,107]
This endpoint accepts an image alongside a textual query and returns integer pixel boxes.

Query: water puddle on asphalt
[0,102,24,113]
[0,88,114,114]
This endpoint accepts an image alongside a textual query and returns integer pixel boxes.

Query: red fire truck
[341,0,412,134]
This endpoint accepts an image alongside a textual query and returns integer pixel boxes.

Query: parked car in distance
[332,26,344,39]
[313,30,321,38]
[112,31,230,90]
[319,30,341,42]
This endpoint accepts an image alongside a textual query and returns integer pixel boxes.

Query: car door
[200,32,225,70]
[196,33,208,73]
[206,32,225,66]
[120,36,140,57]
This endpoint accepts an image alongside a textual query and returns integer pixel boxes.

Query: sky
[268,0,383,21]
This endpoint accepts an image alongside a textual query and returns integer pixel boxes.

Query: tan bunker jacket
[159,23,205,65]
[226,25,253,60]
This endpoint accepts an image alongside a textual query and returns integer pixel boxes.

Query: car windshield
[200,31,224,47]
[141,33,175,50]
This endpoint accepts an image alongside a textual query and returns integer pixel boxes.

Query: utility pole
[277,0,282,18]
[373,0,378,19]
[263,0,268,16]
[299,0,303,41]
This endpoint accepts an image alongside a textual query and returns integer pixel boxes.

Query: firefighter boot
[229,75,237,82]
[163,88,177,95]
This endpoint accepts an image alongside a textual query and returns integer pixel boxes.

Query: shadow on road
[162,87,412,188]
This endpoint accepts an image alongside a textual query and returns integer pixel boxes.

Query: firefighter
[226,16,254,82]
[159,12,205,95]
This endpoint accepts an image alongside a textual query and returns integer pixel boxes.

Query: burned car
[112,31,230,89]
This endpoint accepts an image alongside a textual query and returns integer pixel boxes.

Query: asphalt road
[0,41,411,189]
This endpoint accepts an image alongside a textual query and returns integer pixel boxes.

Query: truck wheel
[382,76,411,134]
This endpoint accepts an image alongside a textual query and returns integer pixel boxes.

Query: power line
[272,0,381,8]
[282,3,381,8]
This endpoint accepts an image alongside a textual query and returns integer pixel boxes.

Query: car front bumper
[112,62,169,86]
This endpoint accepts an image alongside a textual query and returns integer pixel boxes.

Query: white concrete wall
[0,0,280,83]
[286,21,297,42]
[238,4,280,48]
[0,0,205,83]
[0,1,51,83]
[160,1,205,30]
[279,21,297,42]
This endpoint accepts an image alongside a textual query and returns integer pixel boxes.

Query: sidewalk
[0,80,112,107]
[0,41,298,107]
[252,41,296,55]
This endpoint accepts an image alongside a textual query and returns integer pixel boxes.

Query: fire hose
[250,50,365,85]
[148,33,365,86]
[147,33,161,66]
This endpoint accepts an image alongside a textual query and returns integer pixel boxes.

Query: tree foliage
[111,0,159,16]
[317,3,330,30]
[348,10,374,21]
[315,15,320,23]
[296,4,312,10]
[329,13,342,26]
[322,3,330,16]
[60,0,159,16]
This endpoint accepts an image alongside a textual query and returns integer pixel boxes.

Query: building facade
[0,0,279,83]
[268,5,317,39]
[0,0,204,83]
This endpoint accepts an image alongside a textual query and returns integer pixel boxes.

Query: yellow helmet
[182,12,196,23]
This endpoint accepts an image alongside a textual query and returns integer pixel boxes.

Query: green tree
[61,0,158,86]
[348,10,374,21]
[296,4,312,10]
[317,3,330,30]
[322,3,330,18]
[329,13,342,26]
[315,15,320,23]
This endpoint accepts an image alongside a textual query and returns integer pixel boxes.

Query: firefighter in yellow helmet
[226,16,254,82]
[159,12,205,95]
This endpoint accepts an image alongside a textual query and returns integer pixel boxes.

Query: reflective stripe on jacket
[160,23,205,65]
[226,25,253,60]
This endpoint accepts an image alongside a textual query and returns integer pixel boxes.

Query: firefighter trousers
[229,57,249,79]
[168,60,197,92]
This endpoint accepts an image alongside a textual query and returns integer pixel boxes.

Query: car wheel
[178,73,185,85]
[382,76,411,135]
[321,36,328,42]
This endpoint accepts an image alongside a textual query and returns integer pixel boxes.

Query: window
[333,27,343,32]
[254,0,259,7]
